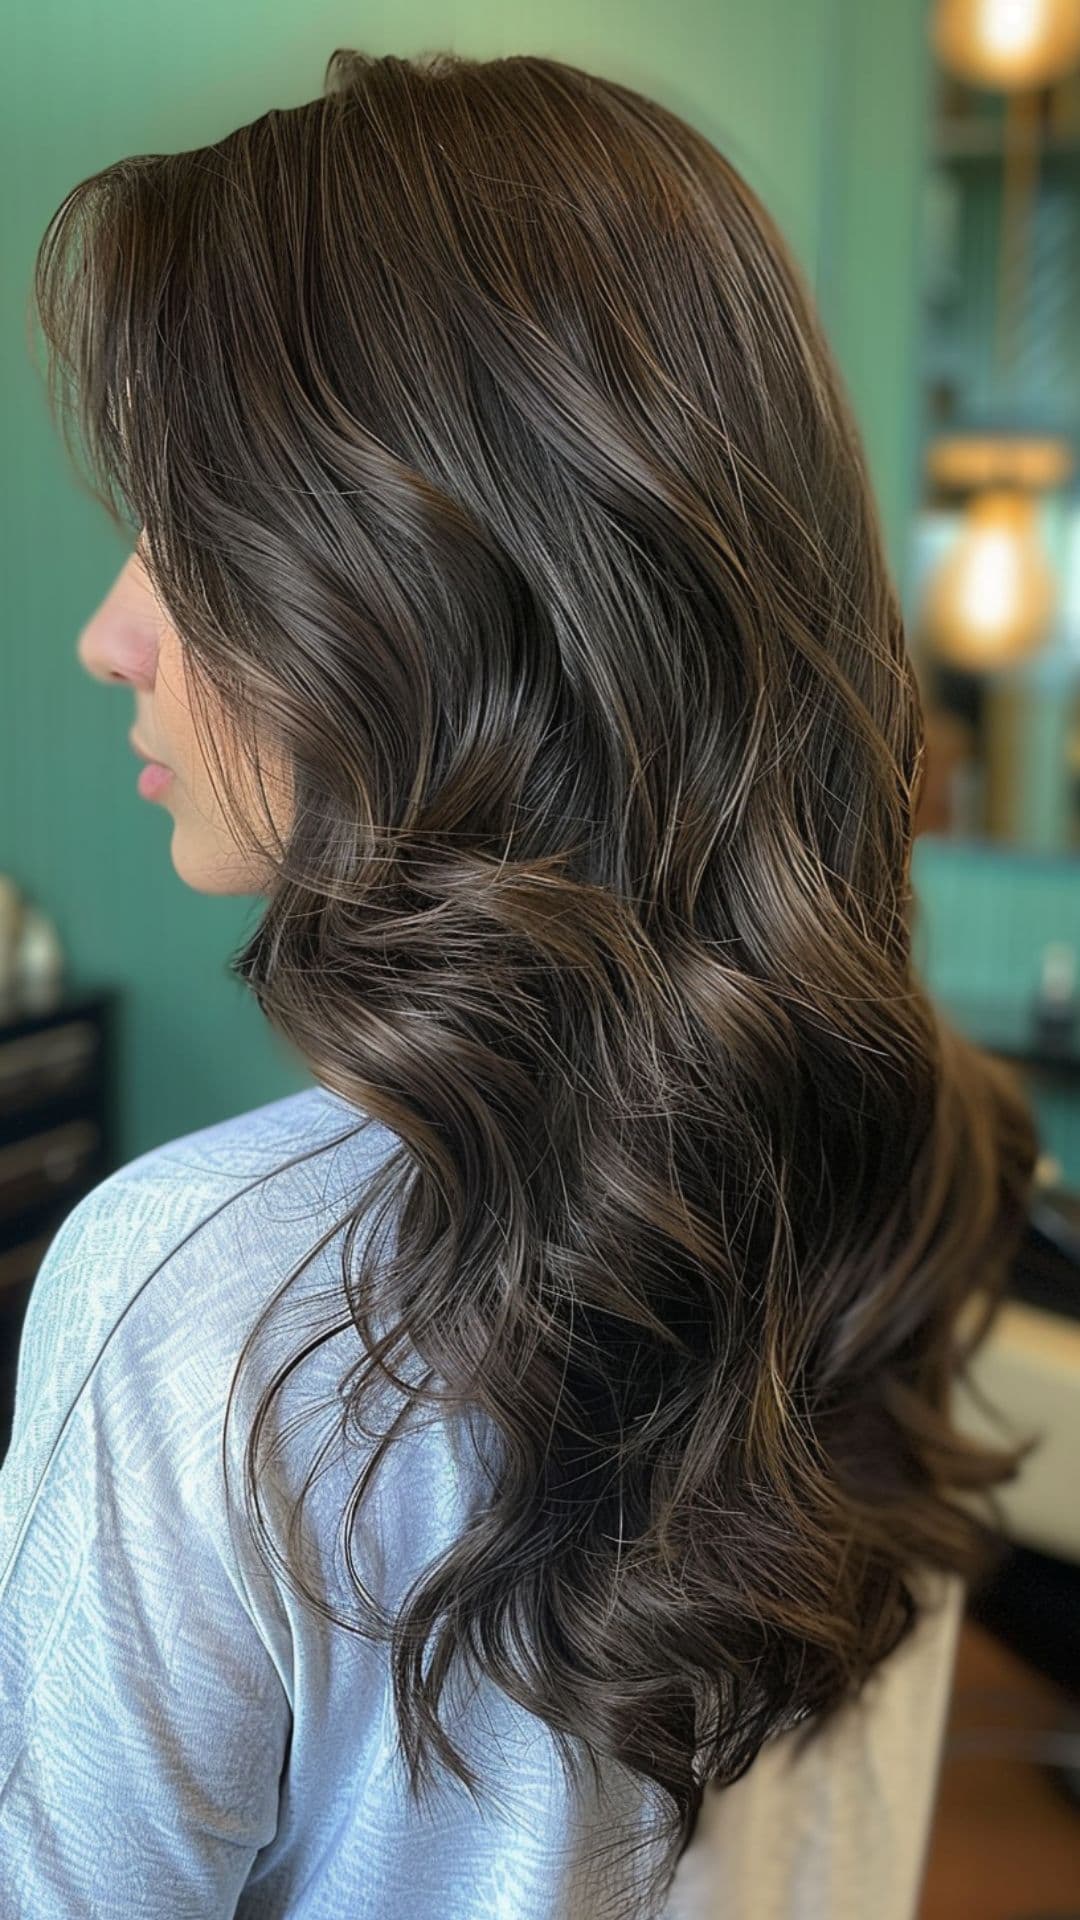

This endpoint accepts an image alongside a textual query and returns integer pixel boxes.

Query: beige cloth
[663,1571,964,1920]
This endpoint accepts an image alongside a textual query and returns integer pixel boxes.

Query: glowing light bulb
[932,0,1080,88]
[921,489,1058,667]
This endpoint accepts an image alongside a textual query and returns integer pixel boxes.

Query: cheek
[153,628,202,771]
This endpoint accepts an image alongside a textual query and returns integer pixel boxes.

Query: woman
[3,47,1038,1919]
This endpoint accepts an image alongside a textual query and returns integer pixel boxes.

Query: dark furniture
[0,986,119,1454]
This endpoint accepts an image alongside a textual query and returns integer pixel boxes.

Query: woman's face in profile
[76,540,291,895]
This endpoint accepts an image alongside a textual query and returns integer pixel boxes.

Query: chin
[168,831,260,896]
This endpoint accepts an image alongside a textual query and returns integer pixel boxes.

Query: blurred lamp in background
[920,434,1074,668]
[931,3,1080,381]
[921,488,1053,667]
[933,0,1080,91]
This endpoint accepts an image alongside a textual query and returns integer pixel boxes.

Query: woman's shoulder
[2,1085,401,1572]
[20,1083,395,1360]
[94,1080,394,1217]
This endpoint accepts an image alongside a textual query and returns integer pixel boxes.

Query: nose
[76,551,161,688]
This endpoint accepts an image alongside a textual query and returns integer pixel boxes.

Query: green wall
[3,0,932,1164]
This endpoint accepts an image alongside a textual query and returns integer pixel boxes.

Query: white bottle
[14,906,65,1012]
[1032,941,1077,1048]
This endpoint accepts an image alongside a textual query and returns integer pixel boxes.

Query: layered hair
[33,48,1039,1911]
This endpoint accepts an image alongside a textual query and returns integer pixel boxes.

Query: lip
[136,760,174,802]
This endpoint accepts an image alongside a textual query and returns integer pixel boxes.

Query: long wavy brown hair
[32,47,1040,1913]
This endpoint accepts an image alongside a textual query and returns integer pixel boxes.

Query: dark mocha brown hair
[33,47,1039,1912]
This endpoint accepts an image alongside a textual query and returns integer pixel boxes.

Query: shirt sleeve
[0,1182,293,1919]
